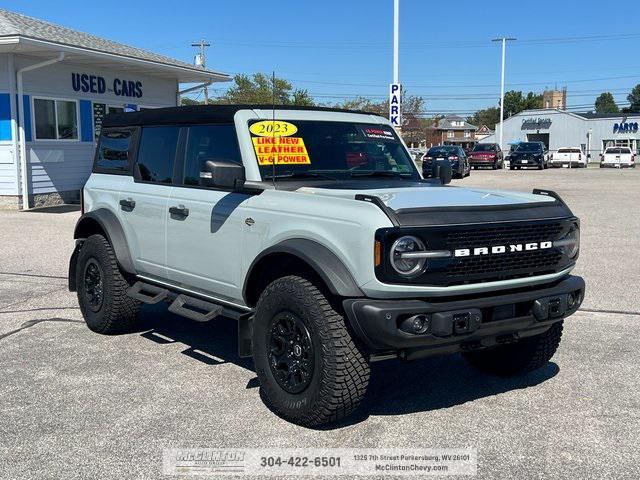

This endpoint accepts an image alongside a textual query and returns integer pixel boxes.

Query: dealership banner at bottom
[162,448,477,476]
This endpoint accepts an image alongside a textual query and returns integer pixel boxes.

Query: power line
[205,32,640,51]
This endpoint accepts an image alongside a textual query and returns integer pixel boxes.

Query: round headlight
[390,235,427,276]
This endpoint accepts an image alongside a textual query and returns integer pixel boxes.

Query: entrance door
[118,125,180,279]
[165,124,249,302]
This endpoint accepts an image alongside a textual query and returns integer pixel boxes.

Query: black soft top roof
[102,104,376,128]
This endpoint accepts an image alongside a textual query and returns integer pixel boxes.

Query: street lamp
[491,37,516,155]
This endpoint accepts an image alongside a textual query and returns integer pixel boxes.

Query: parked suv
[69,105,584,426]
[509,142,549,170]
[422,145,470,178]
[468,143,503,169]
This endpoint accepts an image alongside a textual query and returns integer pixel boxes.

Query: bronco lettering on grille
[454,241,553,258]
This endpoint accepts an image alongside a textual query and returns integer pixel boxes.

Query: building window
[33,98,78,140]
[464,131,470,138]
[447,130,454,138]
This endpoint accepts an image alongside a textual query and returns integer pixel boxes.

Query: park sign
[389,83,401,127]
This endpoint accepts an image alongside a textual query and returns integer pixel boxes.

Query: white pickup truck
[550,147,586,168]
[600,147,636,168]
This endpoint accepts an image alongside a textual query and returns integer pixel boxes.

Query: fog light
[400,314,430,334]
[567,292,576,309]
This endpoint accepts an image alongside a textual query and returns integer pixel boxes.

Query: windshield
[606,147,631,154]
[472,144,495,152]
[515,142,543,152]
[249,120,418,180]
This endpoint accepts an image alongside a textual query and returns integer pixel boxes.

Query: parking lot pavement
[1,169,639,479]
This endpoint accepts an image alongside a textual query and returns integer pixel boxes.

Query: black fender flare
[243,238,364,305]
[73,208,136,275]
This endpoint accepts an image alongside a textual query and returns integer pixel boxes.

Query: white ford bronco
[69,105,585,426]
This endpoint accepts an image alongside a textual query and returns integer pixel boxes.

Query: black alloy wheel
[83,258,104,312]
[268,312,315,394]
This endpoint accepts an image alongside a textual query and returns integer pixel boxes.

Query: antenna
[271,71,277,189]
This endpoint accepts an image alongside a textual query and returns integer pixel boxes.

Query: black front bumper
[343,275,585,360]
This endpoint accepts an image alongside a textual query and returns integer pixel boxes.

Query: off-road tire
[76,234,140,334]
[462,321,563,376]
[252,275,370,427]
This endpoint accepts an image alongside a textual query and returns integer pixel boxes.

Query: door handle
[169,205,189,218]
[119,198,135,210]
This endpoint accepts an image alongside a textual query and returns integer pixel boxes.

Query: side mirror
[200,159,245,189]
[431,159,452,185]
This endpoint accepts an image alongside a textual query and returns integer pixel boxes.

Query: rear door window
[94,128,134,173]
[136,126,180,184]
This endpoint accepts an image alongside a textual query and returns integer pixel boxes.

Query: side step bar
[127,280,232,323]
[127,280,255,356]
[168,294,223,323]
[127,281,169,304]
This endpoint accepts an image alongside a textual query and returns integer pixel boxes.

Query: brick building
[425,116,478,150]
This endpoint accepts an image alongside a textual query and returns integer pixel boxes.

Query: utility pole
[191,39,211,104]
[491,37,516,154]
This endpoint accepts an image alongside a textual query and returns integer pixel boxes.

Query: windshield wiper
[349,170,414,179]
[263,171,338,181]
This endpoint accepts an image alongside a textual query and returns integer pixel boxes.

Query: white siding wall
[27,143,94,194]
[1,54,178,197]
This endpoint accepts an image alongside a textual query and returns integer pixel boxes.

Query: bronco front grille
[376,218,576,287]
[445,222,564,249]
[445,249,563,281]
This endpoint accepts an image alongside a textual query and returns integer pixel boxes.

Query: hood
[297,184,556,211]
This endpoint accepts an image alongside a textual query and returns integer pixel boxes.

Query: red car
[468,143,504,169]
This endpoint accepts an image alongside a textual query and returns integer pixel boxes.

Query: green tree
[502,90,543,118]
[180,97,203,106]
[335,96,386,115]
[467,107,500,129]
[594,92,619,113]
[216,73,315,106]
[333,94,426,128]
[626,84,640,113]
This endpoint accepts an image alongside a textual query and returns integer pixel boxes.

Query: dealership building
[480,108,640,159]
[0,9,229,209]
